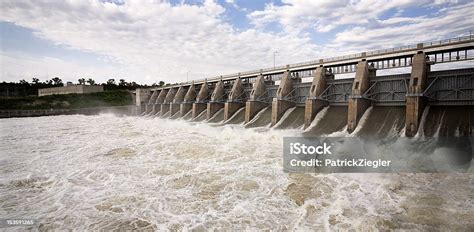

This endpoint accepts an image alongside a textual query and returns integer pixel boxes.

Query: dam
[133,35,474,137]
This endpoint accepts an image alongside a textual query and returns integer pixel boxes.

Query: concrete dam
[133,35,474,137]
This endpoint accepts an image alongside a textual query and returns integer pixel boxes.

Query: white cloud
[0,0,472,84]
[330,3,474,51]
[0,51,131,84]
[248,0,473,57]
[247,0,469,34]
[0,0,318,84]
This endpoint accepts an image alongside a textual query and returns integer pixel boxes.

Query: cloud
[247,0,469,34]
[0,0,472,84]
[0,51,130,83]
[248,0,473,57]
[0,0,318,84]
[329,3,474,51]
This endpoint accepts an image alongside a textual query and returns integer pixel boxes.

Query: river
[0,114,472,230]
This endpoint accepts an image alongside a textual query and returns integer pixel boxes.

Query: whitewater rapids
[0,114,472,231]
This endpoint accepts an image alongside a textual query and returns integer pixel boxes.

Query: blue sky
[0,0,472,84]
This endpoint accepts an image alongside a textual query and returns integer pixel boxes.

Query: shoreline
[0,105,136,118]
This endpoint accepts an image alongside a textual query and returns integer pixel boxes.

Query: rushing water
[0,114,473,231]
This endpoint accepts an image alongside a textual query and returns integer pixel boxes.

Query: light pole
[273,51,278,68]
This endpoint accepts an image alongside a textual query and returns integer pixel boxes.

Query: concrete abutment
[405,51,430,137]
[181,82,196,117]
[135,88,151,115]
[192,82,209,119]
[245,75,269,123]
[271,71,299,126]
[304,66,331,129]
[224,78,245,121]
[347,60,376,133]
[207,80,225,120]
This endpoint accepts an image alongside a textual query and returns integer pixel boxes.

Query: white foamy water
[0,114,472,231]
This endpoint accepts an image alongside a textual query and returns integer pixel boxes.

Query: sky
[0,0,473,84]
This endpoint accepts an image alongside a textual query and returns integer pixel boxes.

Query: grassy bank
[0,90,133,110]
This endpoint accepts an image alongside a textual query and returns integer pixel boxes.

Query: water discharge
[0,114,472,230]
[223,107,245,125]
[303,106,348,136]
[274,107,305,129]
[208,108,224,123]
[245,107,271,128]
[192,110,207,122]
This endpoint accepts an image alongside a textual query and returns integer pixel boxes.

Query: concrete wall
[38,85,104,96]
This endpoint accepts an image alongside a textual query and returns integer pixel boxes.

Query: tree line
[0,77,168,97]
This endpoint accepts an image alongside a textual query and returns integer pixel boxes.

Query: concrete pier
[154,89,168,115]
[161,88,177,117]
[170,86,186,117]
[271,71,296,126]
[347,60,376,133]
[405,51,430,137]
[135,88,151,115]
[181,82,196,117]
[207,80,225,120]
[224,78,245,121]
[145,90,158,114]
[192,82,209,118]
[304,66,332,128]
[245,75,269,123]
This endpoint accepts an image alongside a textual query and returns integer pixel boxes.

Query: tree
[159,81,165,86]
[52,77,63,86]
[87,78,96,85]
[32,78,40,84]
[78,78,86,85]
[19,79,29,85]
[119,79,126,86]
[106,79,116,85]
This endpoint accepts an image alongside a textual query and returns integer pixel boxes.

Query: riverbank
[0,90,132,110]
[0,90,135,118]
[0,105,136,118]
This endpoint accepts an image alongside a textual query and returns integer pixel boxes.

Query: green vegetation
[1,77,169,98]
[0,90,133,110]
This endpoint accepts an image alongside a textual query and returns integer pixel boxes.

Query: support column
[135,88,151,115]
[347,60,376,133]
[207,80,225,120]
[170,86,186,117]
[146,90,159,114]
[192,82,209,118]
[271,71,295,126]
[405,51,430,137]
[161,88,176,117]
[245,75,268,123]
[154,89,168,115]
[304,66,331,128]
[181,82,196,117]
[224,78,245,121]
